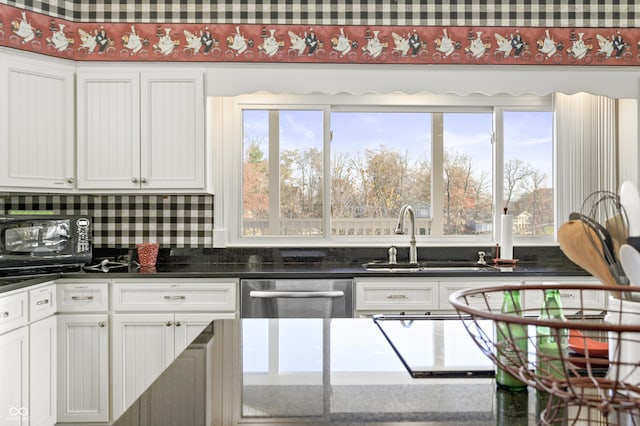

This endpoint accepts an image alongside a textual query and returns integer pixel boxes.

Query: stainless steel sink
[362,261,495,272]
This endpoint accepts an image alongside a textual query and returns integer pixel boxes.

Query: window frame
[215,93,553,247]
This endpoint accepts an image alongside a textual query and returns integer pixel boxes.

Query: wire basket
[449,283,640,425]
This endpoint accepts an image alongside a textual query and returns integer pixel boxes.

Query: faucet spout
[396,204,417,264]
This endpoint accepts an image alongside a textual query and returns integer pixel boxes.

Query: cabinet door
[112,314,175,419]
[30,315,57,426]
[174,313,214,357]
[140,70,205,190]
[0,327,29,426]
[57,314,109,423]
[0,52,74,190]
[76,70,141,189]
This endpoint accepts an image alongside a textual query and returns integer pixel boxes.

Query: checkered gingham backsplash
[2,0,639,27]
[0,195,213,248]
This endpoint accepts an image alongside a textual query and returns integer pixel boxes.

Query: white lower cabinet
[438,279,524,313]
[112,313,216,419]
[0,282,57,426]
[356,276,603,316]
[355,278,439,316]
[57,314,110,423]
[29,315,57,426]
[0,326,29,426]
[523,277,605,314]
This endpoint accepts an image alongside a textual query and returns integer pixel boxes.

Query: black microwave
[0,215,92,270]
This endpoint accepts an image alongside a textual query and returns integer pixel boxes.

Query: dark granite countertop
[1,245,591,293]
[61,259,589,279]
[0,274,59,293]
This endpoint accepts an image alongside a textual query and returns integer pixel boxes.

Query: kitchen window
[215,93,553,246]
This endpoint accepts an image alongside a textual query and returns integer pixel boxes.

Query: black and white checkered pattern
[0,194,214,248]
[2,0,639,27]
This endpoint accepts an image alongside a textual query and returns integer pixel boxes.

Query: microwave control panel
[76,217,91,253]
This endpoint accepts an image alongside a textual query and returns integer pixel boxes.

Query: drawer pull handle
[0,311,9,319]
[166,321,173,326]
[250,291,344,299]
[72,296,94,301]
[36,299,50,306]
[164,295,186,300]
[387,294,408,299]
[99,321,106,328]
[175,321,182,327]
[560,293,574,298]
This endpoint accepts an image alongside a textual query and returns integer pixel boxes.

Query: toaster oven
[0,215,92,272]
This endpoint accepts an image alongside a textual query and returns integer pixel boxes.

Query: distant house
[514,210,532,234]
[412,201,431,218]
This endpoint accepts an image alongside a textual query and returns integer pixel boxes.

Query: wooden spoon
[558,220,621,298]
[606,213,628,261]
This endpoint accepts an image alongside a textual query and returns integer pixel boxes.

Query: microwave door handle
[249,290,344,299]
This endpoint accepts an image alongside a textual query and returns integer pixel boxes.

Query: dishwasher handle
[249,290,345,299]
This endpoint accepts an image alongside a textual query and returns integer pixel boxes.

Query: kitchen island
[207,316,542,426]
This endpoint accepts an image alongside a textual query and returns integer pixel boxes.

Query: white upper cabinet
[76,70,140,190]
[140,72,205,190]
[0,51,75,190]
[76,67,205,191]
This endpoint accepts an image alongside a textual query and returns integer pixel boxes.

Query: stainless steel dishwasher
[240,279,354,318]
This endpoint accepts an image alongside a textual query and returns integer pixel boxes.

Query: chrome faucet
[395,204,417,264]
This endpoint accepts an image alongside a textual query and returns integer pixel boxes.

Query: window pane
[330,112,432,236]
[242,110,324,236]
[441,113,493,235]
[504,111,554,236]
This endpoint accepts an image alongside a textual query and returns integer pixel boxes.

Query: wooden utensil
[558,220,621,298]
[606,213,628,260]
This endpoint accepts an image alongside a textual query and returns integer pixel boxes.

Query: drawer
[57,281,109,312]
[29,283,56,322]
[0,291,28,334]
[355,279,439,312]
[112,280,237,312]
[523,279,605,314]
[439,280,523,313]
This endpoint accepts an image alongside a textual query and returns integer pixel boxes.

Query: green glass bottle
[495,289,528,390]
[536,289,568,380]
[496,386,529,426]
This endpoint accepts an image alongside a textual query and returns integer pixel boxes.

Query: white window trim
[213,93,555,247]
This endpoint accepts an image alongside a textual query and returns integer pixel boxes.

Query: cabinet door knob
[0,311,9,319]
[140,177,147,184]
[99,321,106,327]
[175,321,182,327]
[166,321,173,326]
[66,177,75,184]
[131,177,139,184]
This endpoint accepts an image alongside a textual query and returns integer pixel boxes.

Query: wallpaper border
[2,0,639,28]
[2,4,640,66]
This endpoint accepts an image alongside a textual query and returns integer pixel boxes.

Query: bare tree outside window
[240,107,553,239]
